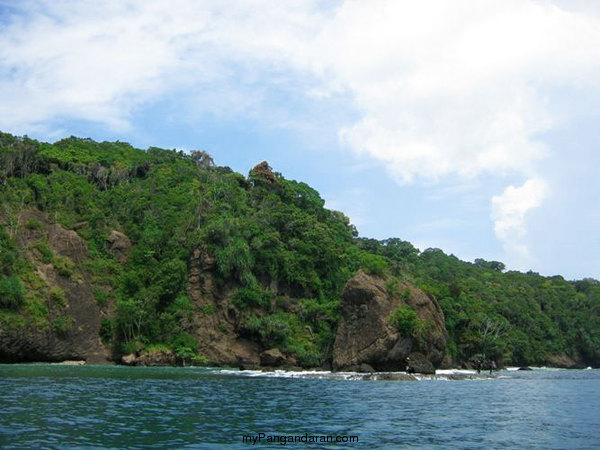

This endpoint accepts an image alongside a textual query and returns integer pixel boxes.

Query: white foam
[207,368,499,381]
[435,369,477,375]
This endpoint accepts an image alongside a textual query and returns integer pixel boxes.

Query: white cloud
[320,0,600,183]
[491,178,548,263]
[1,0,600,268]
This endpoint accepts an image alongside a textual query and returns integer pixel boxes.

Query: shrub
[401,288,411,302]
[93,289,110,308]
[0,248,16,276]
[244,314,291,347]
[386,280,400,297]
[175,346,196,363]
[359,252,388,276]
[100,318,114,344]
[25,218,44,230]
[53,255,74,278]
[191,354,209,365]
[200,303,216,315]
[53,316,75,334]
[231,287,273,310]
[171,332,198,354]
[0,276,24,309]
[49,286,66,307]
[389,306,421,337]
[33,241,54,263]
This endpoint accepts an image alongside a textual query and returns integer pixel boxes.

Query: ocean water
[1,365,599,449]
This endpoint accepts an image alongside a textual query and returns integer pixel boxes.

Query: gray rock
[332,270,447,372]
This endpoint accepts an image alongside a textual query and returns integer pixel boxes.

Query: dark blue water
[1,365,599,449]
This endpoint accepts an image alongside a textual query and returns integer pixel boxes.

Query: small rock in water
[406,353,436,374]
[358,363,375,373]
[121,354,137,365]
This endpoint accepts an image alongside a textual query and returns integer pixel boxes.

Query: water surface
[1,365,599,449]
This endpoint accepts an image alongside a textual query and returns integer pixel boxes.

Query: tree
[190,150,214,170]
[474,258,506,272]
[479,317,509,361]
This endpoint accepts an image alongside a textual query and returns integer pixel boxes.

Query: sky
[1,0,599,280]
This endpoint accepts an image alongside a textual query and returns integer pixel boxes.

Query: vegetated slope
[0,132,598,368]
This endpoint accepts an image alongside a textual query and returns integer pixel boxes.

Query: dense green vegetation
[358,238,600,365]
[1,131,599,367]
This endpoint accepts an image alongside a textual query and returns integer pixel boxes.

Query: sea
[0,364,599,449]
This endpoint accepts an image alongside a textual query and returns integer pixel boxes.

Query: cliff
[1,132,598,369]
[333,271,447,371]
[0,211,109,363]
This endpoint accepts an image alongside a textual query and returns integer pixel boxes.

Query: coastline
[3,361,595,383]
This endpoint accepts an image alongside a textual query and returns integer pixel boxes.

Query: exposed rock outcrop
[260,348,287,366]
[546,353,587,369]
[106,230,132,263]
[186,245,263,367]
[332,270,447,372]
[249,161,278,185]
[0,211,109,363]
[405,353,435,374]
[121,349,176,366]
[259,348,298,368]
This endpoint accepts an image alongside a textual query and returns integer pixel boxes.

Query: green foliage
[0,276,24,308]
[53,316,75,334]
[243,311,325,366]
[191,354,209,365]
[359,252,388,276]
[49,286,66,307]
[170,332,199,364]
[100,318,114,344]
[2,131,599,367]
[25,218,44,230]
[53,255,74,278]
[231,287,273,310]
[32,241,54,264]
[388,306,423,337]
[386,279,400,297]
[200,302,216,315]
[93,289,110,308]
[244,314,291,348]
[175,346,196,362]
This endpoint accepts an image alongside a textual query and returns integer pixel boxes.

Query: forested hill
[0,131,598,369]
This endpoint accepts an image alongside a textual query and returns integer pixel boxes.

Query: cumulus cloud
[1,0,600,264]
[491,178,548,262]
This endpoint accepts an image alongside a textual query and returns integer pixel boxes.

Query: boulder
[546,353,587,369]
[365,373,417,381]
[260,348,287,366]
[406,353,435,374]
[106,230,132,263]
[260,348,297,368]
[130,349,176,366]
[121,354,137,365]
[358,363,375,373]
[332,270,447,372]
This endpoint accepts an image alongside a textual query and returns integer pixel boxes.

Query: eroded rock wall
[332,270,447,371]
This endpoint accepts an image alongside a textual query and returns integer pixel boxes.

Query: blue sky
[1,0,599,280]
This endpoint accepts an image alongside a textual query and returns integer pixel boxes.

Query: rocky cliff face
[332,270,447,372]
[0,215,448,370]
[186,246,263,368]
[0,211,110,363]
